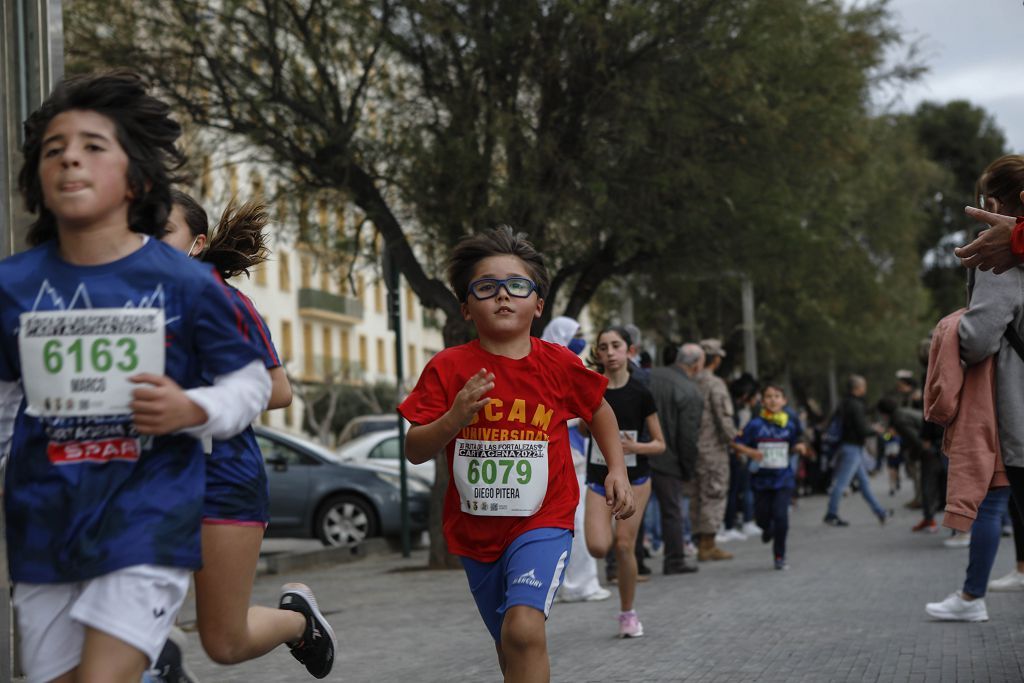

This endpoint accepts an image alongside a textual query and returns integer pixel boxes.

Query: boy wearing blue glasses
[400,226,635,682]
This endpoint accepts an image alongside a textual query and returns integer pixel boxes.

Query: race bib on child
[589,430,638,468]
[884,440,901,457]
[757,441,789,470]
[18,308,166,417]
[453,439,548,516]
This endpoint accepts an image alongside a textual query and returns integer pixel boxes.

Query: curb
[257,536,417,575]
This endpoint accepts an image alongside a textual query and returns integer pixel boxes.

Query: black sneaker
[823,514,849,527]
[279,583,337,679]
[148,626,199,683]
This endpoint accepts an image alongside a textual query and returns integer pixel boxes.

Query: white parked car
[336,429,437,484]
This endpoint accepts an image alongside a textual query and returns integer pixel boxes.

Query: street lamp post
[383,248,411,558]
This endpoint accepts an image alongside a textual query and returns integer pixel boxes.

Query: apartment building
[199,160,445,434]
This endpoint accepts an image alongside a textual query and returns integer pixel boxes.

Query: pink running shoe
[617,611,644,638]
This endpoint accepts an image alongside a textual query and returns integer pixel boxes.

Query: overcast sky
[881,0,1024,152]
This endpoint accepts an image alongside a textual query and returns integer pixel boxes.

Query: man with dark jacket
[648,343,705,574]
[824,375,893,527]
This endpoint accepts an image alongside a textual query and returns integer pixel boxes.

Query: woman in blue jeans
[824,442,891,525]
[926,487,1010,621]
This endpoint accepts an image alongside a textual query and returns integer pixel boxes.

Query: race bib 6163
[19,308,166,417]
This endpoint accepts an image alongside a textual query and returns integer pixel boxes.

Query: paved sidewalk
[182,480,1024,682]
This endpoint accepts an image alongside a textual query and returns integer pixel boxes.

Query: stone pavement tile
[179,479,1024,681]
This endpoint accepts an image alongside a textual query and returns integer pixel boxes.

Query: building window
[322,327,333,375]
[300,256,312,289]
[280,320,293,362]
[374,280,384,314]
[278,250,291,292]
[303,323,314,377]
[250,170,264,201]
[200,156,212,199]
[376,338,387,374]
[260,411,270,426]
[320,268,330,293]
[228,165,238,199]
[254,261,268,287]
[356,274,365,301]
[284,403,294,427]
[340,329,351,369]
[359,335,368,374]
[408,343,418,377]
[405,286,415,321]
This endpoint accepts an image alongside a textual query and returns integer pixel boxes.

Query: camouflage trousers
[693,449,730,535]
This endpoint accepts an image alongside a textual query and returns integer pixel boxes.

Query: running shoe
[773,556,788,571]
[925,592,988,622]
[822,514,849,527]
[279,583,337,679]
[742,521,762,537]
[988,570,1024,592]
[617,611,644,638]
[943,533,971,548]
[911,519,938,533]
[147,626,199,683]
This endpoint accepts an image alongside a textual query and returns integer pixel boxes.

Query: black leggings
[1006,466,1024,563]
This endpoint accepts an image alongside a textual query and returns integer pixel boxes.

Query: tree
[66,0,924,565]
[906,100,1008,316]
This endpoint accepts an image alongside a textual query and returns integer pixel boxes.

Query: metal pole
[385,249,410,557]
[740,274,757,377]
[1,3,64,676]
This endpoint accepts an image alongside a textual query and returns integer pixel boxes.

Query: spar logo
[512,569,543,588]
[48,437,141,465]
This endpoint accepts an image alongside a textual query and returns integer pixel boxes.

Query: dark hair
[596,325,632,347]
[761,382,786,397]
[447,225,549,303]
[661,343,679,366]
[19,70,187,246]
[730,372,759,401]
[171,190,270,280]
[977,155,1024,216]
[876,397,897,416]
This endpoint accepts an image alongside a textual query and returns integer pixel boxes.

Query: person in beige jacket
[694,339,738,561]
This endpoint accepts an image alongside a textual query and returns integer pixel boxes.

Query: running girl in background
[159,190,336,679]
[0,71,270,683]
[584,325,665,638]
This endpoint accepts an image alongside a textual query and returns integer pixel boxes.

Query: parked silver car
[255,426,431,547]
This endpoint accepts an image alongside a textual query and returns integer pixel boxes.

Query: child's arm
[621,413,665,455]
[732,441,762,461]
[0,380,20,467]
[587,400,636,520]
[405,369,495,465]
[130,359,271,438]
[267,366,293,410]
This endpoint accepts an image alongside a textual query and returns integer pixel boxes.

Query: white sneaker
[988,570,1024,592]
[583,587,612,601]
[925,592,988,622]
[944,533,971,548]
[683,542,697,558]
[715,530,743,543]
[726,528,747,542]
[742,521,762,536]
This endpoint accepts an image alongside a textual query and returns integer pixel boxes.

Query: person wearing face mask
[542,317,612,604]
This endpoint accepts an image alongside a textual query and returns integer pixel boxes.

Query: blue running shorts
[460,527,572,642]
[586,475,650,496]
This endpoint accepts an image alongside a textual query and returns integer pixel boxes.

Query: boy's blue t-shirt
[737,414,802,491]
[0,239,263,583]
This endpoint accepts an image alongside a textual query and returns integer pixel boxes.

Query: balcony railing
[298,287,363,323]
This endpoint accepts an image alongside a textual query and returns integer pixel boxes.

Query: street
[183,481,1024,682]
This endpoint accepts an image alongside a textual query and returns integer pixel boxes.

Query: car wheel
[315,494,379,547]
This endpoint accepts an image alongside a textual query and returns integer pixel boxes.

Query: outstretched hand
[955,207,1018,274]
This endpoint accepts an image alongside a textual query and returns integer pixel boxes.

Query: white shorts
[13,564,190,682]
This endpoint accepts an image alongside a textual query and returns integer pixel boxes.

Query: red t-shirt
[399,337,608,562]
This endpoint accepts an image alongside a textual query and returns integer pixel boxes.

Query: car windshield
[337,430,397,459]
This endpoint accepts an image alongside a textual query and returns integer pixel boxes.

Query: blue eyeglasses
[467,277,539,300]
